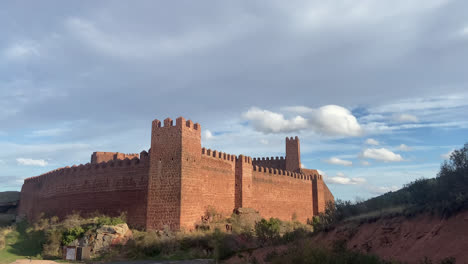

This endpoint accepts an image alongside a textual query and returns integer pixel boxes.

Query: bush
[61,226,85,245]
[42,229,62,258]
[255,218,281,243]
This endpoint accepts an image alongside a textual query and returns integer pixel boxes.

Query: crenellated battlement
[24,151,150,184]
[252,156,285,162]
[152,117,201,131]
[253,165,312,181]
[201,147,236,163]
[236,154,252,164]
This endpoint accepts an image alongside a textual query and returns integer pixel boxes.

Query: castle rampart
[18,117,334,230]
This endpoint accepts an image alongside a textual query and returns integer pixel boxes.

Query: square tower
[146,117,201,230]
[286,136,301,172]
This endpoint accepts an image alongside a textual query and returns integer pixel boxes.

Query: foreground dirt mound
[311,210,468,263]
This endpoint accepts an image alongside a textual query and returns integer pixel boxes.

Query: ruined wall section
[18,152,149,228]
[200,148,236,218]
[252,157,286,170]
[251,166,314,223]
[91,152,139,164]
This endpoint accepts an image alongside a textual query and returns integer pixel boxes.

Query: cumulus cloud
[243,107,308,133]
[398,144,412,151]
[441,149,454,159]
[325,172,366,185]
[361,148,404,162]
[16,158,48,166]
[365,138,379,145]
[393,113,419,123]
[324,157,353,166]
[243,105,362,137]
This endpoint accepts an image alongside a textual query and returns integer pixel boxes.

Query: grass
[0,222,45,264]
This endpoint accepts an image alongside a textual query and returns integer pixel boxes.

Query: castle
[18,117,334,230]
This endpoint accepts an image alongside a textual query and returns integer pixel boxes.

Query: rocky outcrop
[71,223,132,256]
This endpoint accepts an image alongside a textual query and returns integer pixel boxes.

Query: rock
[74,223,132,256]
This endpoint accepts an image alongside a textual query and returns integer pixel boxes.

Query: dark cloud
[1,1,468,195]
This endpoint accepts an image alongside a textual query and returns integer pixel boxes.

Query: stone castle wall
[18,117,334,230]
[18,153,149,228]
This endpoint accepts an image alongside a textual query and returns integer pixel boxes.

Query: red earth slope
[311,210,468,263]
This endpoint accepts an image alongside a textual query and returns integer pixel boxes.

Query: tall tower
[146,117,201,230]
[286,136,301,172]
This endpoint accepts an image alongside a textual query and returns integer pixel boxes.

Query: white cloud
[243,105,362,137]
[398,144,412,151]
[243,107,308,133]
[361,148,404,162]
[203,130,214,140]
[365,138,379,145]
[309,105,362,136]
[324,157,353,166]
[325,172,366,185]
[16,158,48,167]
[393,113,418,123]
[360,160,371,166]
[260,139,269,145]
[441,149,454,159]
[4,42,39,59]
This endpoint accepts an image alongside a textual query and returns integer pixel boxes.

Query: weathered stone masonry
[18,117,334,230]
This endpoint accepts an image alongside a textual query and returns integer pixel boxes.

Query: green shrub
[61,226,85,245]
[255,218,281,243]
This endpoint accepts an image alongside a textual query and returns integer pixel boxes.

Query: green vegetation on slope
[313,143,468,231]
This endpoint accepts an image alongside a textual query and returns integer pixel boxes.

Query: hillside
[0,192,19,227]
[310,210,468,263]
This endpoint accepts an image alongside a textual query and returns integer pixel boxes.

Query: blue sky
[1,1,467,201]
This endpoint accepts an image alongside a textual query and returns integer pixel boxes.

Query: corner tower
[286,136,301,172]
[146,117,201,230]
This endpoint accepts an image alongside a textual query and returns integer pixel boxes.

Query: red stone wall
[251,166,314,223]
[18,156,149,228]
[199,152,236,217]
[252,157,286,170]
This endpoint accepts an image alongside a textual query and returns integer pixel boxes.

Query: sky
[1,0,467,201]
